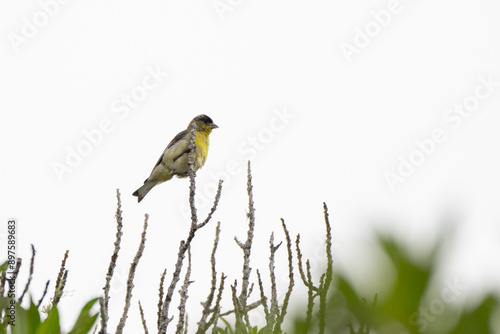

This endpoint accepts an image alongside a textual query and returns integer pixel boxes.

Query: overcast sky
[2,0,500,332]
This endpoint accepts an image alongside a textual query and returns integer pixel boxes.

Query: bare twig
[257,269,270,322]
[208,273,226,333]
[158,123,223,334]
[318,202,334,334]
[294,203,335,333]
[138,300,149,334]
[176,247,193,334]
[232,161,256,332]
[296,235,315,329]
[99,189,123,334]
[183,314,189,334]
[196,222,222,333]
[116,214,149,334]
[269,232,281,326]
[157,269,167,331]
[37,280,50,307]
[188,121,198,225]
[296,235,317,293]
[19,244,35,304]
[275,219,295,333]
[219,299,263,317]
[229,282,247,333]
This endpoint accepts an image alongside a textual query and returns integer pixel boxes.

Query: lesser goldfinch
[132,114,218,202]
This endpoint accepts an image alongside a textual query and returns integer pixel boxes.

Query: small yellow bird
[132,114,218,202]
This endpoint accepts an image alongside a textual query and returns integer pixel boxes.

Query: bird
[132,114,218,202]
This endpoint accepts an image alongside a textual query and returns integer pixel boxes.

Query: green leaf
[68,298,100,334]
[35,307,60,334]
[0,297,10,310]
[0,261,8,272]
[27,299,42,332]
[449,296,499,334]
[12,303,30,334]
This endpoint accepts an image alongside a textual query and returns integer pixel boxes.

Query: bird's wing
[151,129,189,170]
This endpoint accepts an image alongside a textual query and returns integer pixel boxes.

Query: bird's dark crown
[193,114,214,124]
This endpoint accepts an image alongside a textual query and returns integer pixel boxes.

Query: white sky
[1,0,500,332]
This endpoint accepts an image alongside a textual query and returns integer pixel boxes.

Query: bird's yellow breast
[194,129,211,166]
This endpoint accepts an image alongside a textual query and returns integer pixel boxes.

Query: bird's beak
[210,123,219,129]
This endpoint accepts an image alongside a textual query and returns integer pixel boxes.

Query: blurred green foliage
[0,259,99,334]
[0,296,99,334]
[295,235,500,334]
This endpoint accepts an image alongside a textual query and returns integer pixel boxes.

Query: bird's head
[190,114,219,133]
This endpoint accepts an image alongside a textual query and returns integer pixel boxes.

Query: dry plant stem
[208,273,226,333]
[318,202,333,334]
[157,269,167,331]
[52,250,69,307]
[230,283,247,333]
[175,247,192,334]
[219,299,262,317]
[37,280,50,307]
[19,244,35,304]
[99,189,123,334]
[268,232,282,326]
[295,235,317,293]
[305,260,315,327]
[188,122,198,225]
[196,222,222,334]
[233,161,256,332]
[183,315,189,334]
[256,270,269,318]
[116,214,149,334]
[138,300,149,334]
[296,235,316,329]
[274,218,295,333]
[158,124,223,334]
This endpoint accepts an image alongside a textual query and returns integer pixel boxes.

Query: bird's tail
[132,180,157,203]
